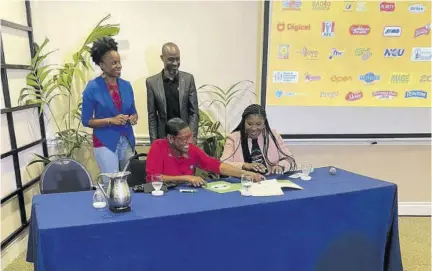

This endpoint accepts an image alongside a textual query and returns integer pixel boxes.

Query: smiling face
[244,114,265,139]
[168,127,193,153]
[161,44,180,77]
[100,50,122,78]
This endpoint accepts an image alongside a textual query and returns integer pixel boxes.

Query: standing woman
[81,37,138,181]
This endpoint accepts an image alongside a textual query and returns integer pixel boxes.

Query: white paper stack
[241,179,303,197]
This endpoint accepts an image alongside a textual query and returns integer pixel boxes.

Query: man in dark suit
[146,42,199,143]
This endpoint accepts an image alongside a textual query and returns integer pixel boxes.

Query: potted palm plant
[18,14,120,166]
[197,80,256,159]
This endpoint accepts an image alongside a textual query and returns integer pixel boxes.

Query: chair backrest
[40,158,92,194]
[126,153,147,187]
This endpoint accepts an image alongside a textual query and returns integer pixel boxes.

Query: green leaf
[84,26,120,45]
[25,99,43,105]
[84,22,120,45]
[37,66,53,84]
[27,159,49,167]
[31,38,49,64]
[206,99,226,109]
[74,67,86,84]
[47,93,65,105]
[33,49,57,69]
[72,52,80,64]
[26,77,39,88]
[80,46,91,54]
[199,110,212,122]
[198,90,226,102]
[44,83,58,98]
[226,80,253,95]
[198,84,226,95]
[27,72,38,83]
[83,14,112,45]
[32,153,51,165]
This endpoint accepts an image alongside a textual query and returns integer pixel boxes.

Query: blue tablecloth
[27,167,402,271]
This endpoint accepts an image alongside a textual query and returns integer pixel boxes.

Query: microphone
[329,167,337,175]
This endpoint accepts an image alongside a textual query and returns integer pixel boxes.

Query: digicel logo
[277,22,311,31]
[380,2,395,12]
[350,25,371,35]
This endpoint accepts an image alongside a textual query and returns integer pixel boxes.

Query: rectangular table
[27,167,403,271]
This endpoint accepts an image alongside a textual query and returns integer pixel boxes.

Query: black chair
[125,153,147,187]
[40,158,93,194]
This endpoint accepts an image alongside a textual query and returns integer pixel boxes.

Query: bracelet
[107,118,111,126]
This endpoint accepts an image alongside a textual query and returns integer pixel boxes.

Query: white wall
[30,0,262,138]
[1,2,262,263]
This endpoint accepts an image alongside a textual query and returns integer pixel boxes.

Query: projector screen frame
[259,1,431,140]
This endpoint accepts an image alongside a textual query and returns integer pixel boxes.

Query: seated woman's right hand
[110,114,129,125]
[187,176,206,187]
[243,163,267,173]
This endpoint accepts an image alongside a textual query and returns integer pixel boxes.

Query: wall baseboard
[398,202,432,216]
[47,135,430,147]
[132,134,431,146]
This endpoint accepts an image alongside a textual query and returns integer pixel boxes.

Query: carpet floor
[3,217,431,271]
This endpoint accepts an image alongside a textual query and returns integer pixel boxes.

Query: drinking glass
[301,162,313,176]
[151,174,163,191]
[241,174,253,196]
[93,187,107,209]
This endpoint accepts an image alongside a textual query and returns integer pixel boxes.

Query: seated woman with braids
[220,104,296,175]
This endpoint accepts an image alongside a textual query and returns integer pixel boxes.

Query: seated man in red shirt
[146,118,265,186]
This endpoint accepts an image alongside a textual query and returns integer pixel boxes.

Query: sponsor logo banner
[372,91,398,99]
[408,4,425,13]
[273,71,299,83]
[322,21,335,37]
[411,47,432,62]
[359,72,380,84]
[320,92,339,98]
[380,2,395,12]
[383,26,401,37]
[390,73,410,84]
[282,0,302,11]
[346,91,363,101]
[350,25,371,35]
[405,90,427,99]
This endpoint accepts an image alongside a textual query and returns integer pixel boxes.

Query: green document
[204,181,242,194]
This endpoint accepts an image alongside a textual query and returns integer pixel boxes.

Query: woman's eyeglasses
[174,134,193,143]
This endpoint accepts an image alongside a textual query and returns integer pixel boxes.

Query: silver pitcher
[96,171,132,212]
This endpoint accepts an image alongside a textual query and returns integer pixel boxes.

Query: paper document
[241,179,303,197]
[247,180,284,196]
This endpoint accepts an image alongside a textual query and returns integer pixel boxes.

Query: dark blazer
[146,71,199,143]
[82,76,137,152]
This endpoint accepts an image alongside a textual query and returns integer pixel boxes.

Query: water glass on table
[241,174,253,196]
[151,174,164,196]
[300,162,313,181]
[93,187,107,209]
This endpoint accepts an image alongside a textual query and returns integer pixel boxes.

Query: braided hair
[232,104,296,171]
[90,37,118,66]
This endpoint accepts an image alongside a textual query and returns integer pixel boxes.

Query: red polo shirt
[146,139,221,181]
